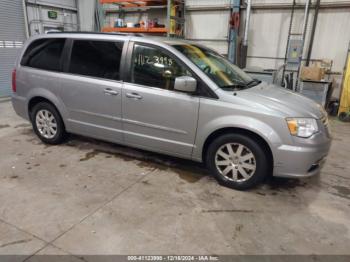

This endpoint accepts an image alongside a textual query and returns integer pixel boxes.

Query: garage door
[0,0,26,97]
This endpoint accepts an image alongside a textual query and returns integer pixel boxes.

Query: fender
[26,88,69,129]
[192,115,284,162]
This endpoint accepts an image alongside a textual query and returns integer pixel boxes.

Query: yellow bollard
[338,49,350,117]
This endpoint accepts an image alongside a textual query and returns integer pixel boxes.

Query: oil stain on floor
[25,133,315,190]
[79,150,100,162]
[75,137,207,184]
[332,185,350,200]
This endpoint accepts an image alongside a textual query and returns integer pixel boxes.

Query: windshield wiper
[221,84,247,90]
[221,80,261,90]
[246,79,262,87]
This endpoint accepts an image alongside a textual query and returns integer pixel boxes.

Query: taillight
[12,69,16,93]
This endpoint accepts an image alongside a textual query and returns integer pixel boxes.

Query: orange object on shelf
[100,0,167,8]
[102,27,167,33]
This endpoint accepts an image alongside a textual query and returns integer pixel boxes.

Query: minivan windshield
[172,44,259,90]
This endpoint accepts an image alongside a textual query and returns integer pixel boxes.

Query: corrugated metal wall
[0,0,80,97]
[0,0,26,97]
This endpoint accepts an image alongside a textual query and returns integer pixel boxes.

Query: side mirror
[174,76,197,93]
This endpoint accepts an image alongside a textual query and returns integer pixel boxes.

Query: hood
[234,83,324,119]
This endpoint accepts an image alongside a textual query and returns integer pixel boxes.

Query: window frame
[125,41,218,99]
[62,38,127,82]
[20,37,67,73]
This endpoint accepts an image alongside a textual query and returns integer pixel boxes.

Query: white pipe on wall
[301,0,311,41]
[22,0,29,38]
[77,0,95,31]
[243,0,252,46]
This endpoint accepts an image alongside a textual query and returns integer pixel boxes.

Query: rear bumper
[273,132,331,178]
[12,94,28,120]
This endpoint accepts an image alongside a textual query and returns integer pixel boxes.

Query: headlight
[286,118,319,138]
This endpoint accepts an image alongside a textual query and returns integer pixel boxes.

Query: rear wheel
[30,102,66,144]
[206,133,269,190]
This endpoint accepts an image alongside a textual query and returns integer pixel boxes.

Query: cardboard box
[300,66,325,81]
[313,59,332,73]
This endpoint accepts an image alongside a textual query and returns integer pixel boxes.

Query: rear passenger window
[21,38,65,71]
[68,40,123,80]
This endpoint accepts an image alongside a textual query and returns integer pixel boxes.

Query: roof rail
[46,31,144,37]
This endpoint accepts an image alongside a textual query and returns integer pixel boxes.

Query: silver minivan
[11,33,332,190]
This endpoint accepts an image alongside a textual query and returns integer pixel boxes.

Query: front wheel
[206,134,269,190]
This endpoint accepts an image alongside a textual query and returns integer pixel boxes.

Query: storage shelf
[102,27,168,33]
[98,0,185,38]
[100,0,167,8]
[104,5,167,13]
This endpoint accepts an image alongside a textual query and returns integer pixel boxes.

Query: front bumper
[272,131,331,178]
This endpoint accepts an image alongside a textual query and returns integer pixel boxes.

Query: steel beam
[186,2,350,11]
[227,0,240,64]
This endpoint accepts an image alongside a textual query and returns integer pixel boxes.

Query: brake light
[12,69,16,93]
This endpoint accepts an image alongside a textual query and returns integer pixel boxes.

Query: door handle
[126,92,143,100]
[104,88,119,96]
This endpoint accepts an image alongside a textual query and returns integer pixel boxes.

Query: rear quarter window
[21,38,66,72]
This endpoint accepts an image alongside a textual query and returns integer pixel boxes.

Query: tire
[339,112,350,122]
[30,102,67,145]
[206,133,269,190]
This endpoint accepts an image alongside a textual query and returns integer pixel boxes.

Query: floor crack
[22,168,157,261]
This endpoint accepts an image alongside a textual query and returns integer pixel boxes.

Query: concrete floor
[0,99,350,259]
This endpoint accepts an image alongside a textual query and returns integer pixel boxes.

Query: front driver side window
[131,44,192,90]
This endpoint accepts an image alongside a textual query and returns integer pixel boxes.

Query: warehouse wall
[186,0,230,54]
[26,0,78,35]
[0,0,26,97]
[185,0,350,95]
[77,0,95,31]
[245,0,350,72]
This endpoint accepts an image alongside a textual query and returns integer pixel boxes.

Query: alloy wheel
[215,143,256,182]
[35,109,57,139]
